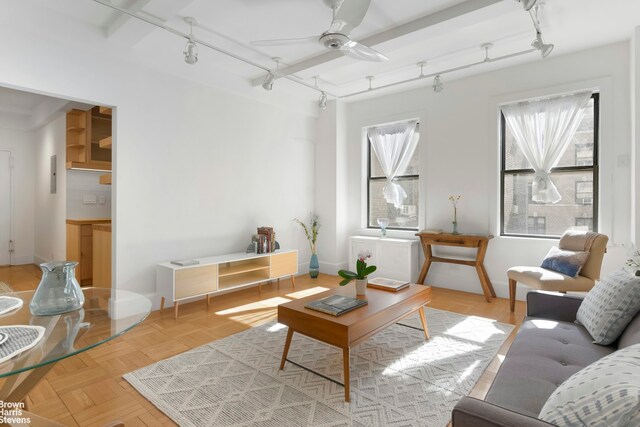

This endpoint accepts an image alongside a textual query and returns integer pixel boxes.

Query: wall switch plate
[83,194,97,204]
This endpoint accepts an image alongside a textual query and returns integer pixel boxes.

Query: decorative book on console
[367,277,410,291]
[305,295,368,316]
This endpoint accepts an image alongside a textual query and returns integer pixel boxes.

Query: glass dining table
[0,287,151,414]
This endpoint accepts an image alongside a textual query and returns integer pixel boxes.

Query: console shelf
[156,250,298,319]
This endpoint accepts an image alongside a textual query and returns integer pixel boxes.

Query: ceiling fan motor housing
[320,33,350,50]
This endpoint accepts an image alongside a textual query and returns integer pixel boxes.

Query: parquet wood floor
[0,264,526,426]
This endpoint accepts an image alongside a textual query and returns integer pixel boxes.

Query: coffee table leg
[418,306,430,340]
[280,328,294,370]
[343,347,350,402]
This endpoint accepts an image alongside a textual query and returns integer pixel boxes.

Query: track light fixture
[318,92,328,109]
[183,17,198,65]
[432,75,444,93]
[518,0,538,11]
[262,72,275,91]
[531,30,554,58]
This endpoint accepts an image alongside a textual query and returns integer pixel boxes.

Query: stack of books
[367,277,410,292]
[305,295,368,316]
[257,226,276,253]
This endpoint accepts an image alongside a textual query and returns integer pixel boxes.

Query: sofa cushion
[619,312,640,349]
[576,268,640,345]
[540,246,589,277]
[507,266,594,292]
[539,343,640,427]
[484,317,615,417]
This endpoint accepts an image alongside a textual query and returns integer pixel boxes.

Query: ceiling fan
[251,0,389,62]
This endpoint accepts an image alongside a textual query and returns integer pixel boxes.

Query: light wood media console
[156,250,298,318]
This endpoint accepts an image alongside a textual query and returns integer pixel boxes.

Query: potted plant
[338,251,377,295]
[294,214,320,278]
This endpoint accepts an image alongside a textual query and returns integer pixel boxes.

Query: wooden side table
[416,232,496,302]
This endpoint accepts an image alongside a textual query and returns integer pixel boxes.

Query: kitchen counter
[66,218,111,225]
[92,224,112,232]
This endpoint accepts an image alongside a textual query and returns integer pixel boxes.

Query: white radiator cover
[348,236,420,283]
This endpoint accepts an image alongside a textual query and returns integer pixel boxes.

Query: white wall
[66,170,111,219]
[0,127,35,265]
[33,113,66,264]
[0,8,316,303]
[632,27,640,246]
[325,42,632,299]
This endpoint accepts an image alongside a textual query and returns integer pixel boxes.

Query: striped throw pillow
[576,269,640,345]
[539,344,640,427]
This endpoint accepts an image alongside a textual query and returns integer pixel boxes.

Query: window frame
[366,126,420,231]
[500,93,599,239]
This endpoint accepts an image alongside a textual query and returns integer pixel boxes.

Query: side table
[416,232,496,302]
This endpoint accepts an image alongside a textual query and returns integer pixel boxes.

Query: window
[527,216,546,235]
[575,180,593,205]
[575,217,594,231]
[367,123,419,230]
[501,93,599,238]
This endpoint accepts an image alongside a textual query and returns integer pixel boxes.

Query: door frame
[0,149,12,267]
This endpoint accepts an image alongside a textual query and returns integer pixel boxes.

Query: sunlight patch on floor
[382,337,478,376]
[444,317,507,343]
[267,323,288,332]
[286,286,330,299]
[257,297,292,307]
[215,301,274,316]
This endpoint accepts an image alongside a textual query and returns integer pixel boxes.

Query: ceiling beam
[250,0,505,87]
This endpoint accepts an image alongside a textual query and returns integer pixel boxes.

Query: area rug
[0,282,13,294]
[124,308,513,427]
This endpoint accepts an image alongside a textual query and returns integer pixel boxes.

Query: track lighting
[318,92,328,109]
[517,0,538,11]
[183,17,198,65]
[531,31,554,58]
[262,72,275,91]
[432,75,443,93]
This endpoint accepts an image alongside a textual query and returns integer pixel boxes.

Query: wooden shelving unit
[156,250,298,319]
[99,136,112,149]
[99,174,112,185]
[66,106,112,171]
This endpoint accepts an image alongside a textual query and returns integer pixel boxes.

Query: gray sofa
[452,291,640,427]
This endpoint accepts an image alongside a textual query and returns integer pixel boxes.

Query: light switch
[83,194,97,204]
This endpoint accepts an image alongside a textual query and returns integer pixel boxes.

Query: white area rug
[124,308,513,427]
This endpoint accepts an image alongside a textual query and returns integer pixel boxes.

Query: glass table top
[0,287,151,378]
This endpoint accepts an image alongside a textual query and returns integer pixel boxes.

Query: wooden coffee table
[277,284,432,402]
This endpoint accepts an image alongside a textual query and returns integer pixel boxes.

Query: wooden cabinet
[66,107,112,171]
[156,250,298,318]
[92,223,112,288]
[66,219,111,286]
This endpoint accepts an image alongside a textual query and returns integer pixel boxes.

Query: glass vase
[309,253,320,279]
[30,261,85,316]
[452,221,459,235]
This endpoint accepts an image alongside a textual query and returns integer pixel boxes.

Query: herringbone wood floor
[0,264,525,426]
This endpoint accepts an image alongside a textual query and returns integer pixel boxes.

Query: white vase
[355,278,367,296]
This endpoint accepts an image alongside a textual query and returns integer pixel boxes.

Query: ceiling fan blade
[341,40,389,62]
[251,36,317,47]
[329,0,371,35]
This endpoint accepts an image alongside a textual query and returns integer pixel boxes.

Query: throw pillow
[539,343,640,427]
[576,268,640,345]
[540,246,589,277]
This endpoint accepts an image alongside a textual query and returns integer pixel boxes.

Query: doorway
[0,150,10,267]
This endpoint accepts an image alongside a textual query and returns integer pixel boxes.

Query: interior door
[0,151,10,266]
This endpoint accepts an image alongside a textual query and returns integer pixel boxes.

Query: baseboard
[10,255,34,265]
[318,261,349,276]
[425,271,534,301]
[33,255,49,265]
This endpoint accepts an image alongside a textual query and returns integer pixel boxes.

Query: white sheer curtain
[502,91,592,203]
[368,120,418,208]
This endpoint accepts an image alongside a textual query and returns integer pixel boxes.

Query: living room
[0,0,639,426]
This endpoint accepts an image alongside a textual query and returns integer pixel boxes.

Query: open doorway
[0,86,114,290]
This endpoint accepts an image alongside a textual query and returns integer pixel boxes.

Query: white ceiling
[11,0,640,102]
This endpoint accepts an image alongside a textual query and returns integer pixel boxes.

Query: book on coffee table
[305,295,368,316]
[367,277,410,292]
